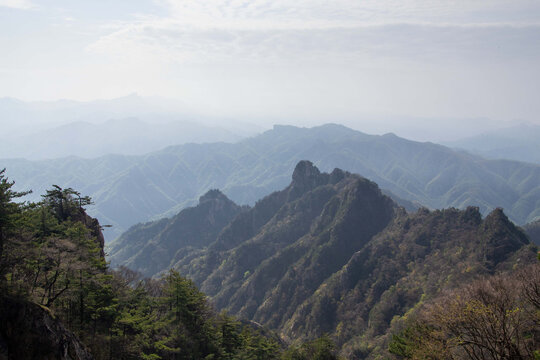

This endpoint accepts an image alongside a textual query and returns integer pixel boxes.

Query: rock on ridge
[199,189,229,204]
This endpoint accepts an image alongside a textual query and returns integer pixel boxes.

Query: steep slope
[280,206,536,358]
[5,124,540,240]
[109,189,245,277]
[0,183,107,360]
[175,162,396,328]
[108,161,538,358]
[168,161,396,325]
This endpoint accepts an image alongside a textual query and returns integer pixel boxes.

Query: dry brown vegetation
[390,264,540,359]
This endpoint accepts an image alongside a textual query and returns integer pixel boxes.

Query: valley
[4,124,540,241]
[3,1,540,358]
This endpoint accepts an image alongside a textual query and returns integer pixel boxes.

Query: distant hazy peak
[272,124,301,132]
[270,123,358,136]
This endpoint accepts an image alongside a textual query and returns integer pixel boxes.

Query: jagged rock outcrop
[0,296,93,360]
[107,161,538,358]
[168,161,397,328]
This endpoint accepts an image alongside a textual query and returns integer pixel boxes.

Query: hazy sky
[1,0,540,127]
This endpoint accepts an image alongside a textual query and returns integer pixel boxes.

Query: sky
[1,0,540,132]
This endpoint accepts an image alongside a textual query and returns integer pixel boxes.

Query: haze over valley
[1,1,540,359]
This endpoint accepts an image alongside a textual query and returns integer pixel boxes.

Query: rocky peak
[482,208,520,235]
[480,207,530,265]
[329,168,347,184]
[199,189,229,204]
[288,161,326,200]
[292,160,320,183]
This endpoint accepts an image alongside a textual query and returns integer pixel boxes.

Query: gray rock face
[0,296,93,360]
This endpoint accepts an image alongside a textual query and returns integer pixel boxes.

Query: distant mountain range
[0,117,243,159]
[0,94,183,135]
[3,124,539,240]
[0,94,263,159]
[445,123,540,164]
[109,161,538,358]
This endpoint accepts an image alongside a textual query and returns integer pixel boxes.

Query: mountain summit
[109,161,537,358]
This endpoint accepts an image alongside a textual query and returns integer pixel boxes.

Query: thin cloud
[87,20,540,66]
[3,0,540,124]
[159,0,540,29]
[86,0,540,65]
[0,0,35,10]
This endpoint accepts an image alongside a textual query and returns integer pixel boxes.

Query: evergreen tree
[0,168,30,277]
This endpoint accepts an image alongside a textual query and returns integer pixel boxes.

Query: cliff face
[0,190,106,360]
[0,296,93,360]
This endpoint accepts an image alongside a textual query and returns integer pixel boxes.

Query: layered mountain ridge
[110,161,538,358]
[5,124,540,240]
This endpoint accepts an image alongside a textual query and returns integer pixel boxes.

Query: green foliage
[4,165,538,360]
[388,325,432,358]
[0,168,31,271]
[0,175,300,359]
[282,335,341,360]
[389,264,540,359]
[111,163,538,360]
[110,190,243,278]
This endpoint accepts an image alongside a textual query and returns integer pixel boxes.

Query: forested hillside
[111,162,539,358]
[0,169,337,360]
[388,263,540,359]
[109,189,246,276]
[4,124,540,240]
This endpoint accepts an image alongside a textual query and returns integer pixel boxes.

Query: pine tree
[0,168,30,275]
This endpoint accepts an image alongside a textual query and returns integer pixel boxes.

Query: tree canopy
[0,169,340,360]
